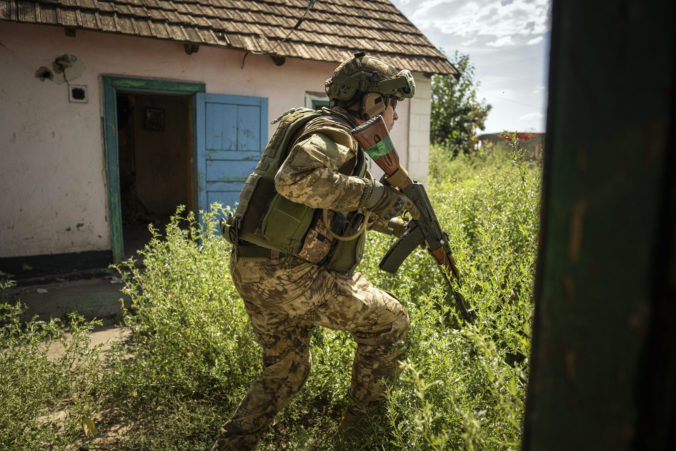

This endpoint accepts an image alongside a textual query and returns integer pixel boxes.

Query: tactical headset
[325,53,416,120]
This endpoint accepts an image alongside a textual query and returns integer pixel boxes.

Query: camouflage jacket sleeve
[274,128,370,211]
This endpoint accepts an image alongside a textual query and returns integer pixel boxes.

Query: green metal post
[524,1,676,449]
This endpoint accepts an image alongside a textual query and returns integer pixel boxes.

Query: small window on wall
[305,91,330,110]
[312,99,331,109]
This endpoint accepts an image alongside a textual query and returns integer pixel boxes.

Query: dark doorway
[116,92,193,258]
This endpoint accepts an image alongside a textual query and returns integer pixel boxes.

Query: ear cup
[361,93,387,120]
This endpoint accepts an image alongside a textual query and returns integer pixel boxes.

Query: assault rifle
[351,116,476,323]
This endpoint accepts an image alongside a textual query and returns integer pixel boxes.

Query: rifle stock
[351,115,476,322]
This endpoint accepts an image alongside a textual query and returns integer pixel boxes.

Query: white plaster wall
[0,22,413,258]
[1,25,106,258]
[407,73,432,184]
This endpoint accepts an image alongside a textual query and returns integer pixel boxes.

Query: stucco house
[0,0,456,278]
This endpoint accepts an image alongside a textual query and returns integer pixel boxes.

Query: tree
[431,52,492,154]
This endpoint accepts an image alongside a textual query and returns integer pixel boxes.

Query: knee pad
[390,304,410,342]
[381,289,410,340]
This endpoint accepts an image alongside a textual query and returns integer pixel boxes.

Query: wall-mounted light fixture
[35,54,85,84]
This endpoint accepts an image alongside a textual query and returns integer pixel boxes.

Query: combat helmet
[325,52,415,119]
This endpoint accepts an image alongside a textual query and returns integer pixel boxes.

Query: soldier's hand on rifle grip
[360,179,420,220]
[366,216,409,237]
[388,217,410,237]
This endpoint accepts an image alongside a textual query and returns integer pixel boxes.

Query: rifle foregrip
[379,224,425,274]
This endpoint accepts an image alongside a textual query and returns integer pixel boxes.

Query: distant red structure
[477,132,545,161]
[502,132,542,142]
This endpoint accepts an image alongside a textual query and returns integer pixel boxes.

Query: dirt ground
[7,271,133,356]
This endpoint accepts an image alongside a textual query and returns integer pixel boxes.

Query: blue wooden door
[195,93,268,216]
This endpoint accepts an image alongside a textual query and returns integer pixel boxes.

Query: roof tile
[40,4,57,23]
[117,14,135,33]
[0,0,456,74]
[16,1,36,22]
[96,1,114,13]
[135,18,151,36]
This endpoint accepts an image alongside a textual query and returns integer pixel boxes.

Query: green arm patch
[365,135,394,159]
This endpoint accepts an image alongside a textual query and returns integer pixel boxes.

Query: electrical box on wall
[69,85,88,103]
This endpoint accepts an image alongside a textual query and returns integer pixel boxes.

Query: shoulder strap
[295,108,359,151]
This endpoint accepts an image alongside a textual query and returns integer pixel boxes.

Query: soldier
[214,52,418,449]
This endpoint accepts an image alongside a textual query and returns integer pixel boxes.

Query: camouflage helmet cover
[325,52,416,103]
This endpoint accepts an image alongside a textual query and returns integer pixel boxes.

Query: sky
[390,0,552,134]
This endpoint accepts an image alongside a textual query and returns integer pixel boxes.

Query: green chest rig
[221,107,369,273]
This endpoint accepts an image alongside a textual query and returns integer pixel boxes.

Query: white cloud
[518,112,546,131]
[520,112,543,121]
[487,36,516,47]
[532,85,545,95]
[403,0,550,42]
[390,0,551,132]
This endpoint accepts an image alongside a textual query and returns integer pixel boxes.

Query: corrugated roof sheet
[1,0,457,74]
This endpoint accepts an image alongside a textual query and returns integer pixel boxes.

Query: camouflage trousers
[215,252,409,450]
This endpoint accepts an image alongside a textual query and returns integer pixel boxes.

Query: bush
[102,206,261,448]
[0,145,541,449]
[344,146,540,449]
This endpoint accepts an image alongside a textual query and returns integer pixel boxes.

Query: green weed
[0,145,541,449]
[0,285,104,448]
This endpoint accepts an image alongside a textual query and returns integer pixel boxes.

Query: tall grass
[0,280,105,448]
[0,144,541,449]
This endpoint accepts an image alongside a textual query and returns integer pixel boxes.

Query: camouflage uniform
[215,107,409,449]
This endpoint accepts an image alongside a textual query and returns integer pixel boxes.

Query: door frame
[101,76,205,263]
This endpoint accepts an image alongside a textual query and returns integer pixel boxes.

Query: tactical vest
[222,107,368,273]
